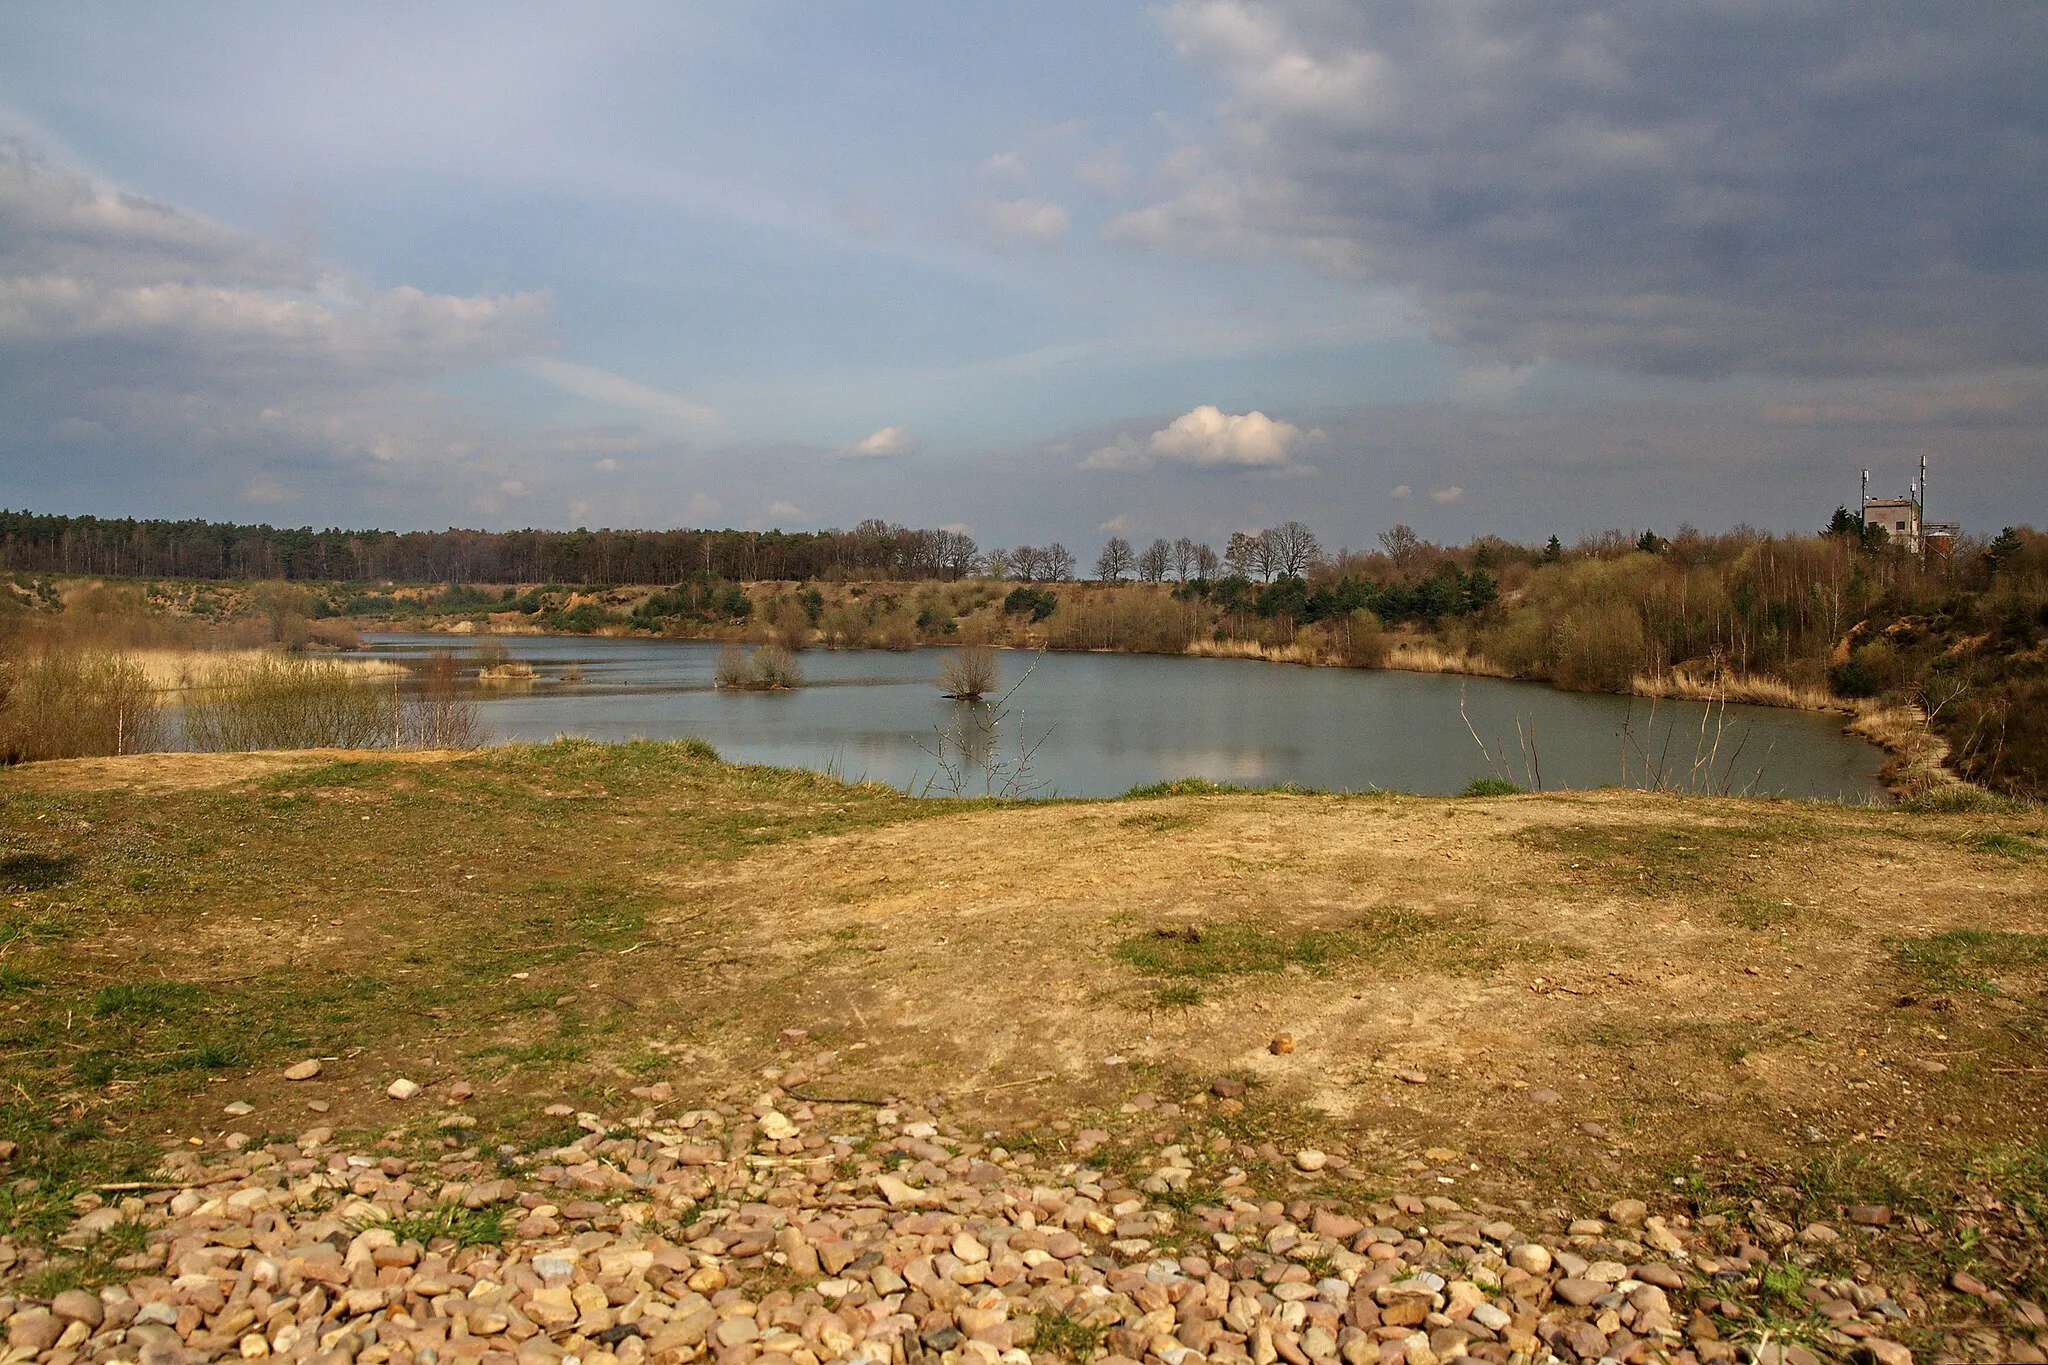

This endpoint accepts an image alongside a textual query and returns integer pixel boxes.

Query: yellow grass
[1847,698,1963,796]
[1381,641,1509,677]
[1631,669,1837,711]
[122,648,406,692]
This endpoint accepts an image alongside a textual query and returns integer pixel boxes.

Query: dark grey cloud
[1112,2,2048,378]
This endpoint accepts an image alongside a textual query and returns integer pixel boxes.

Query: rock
[8,1312,63,1354]
[1212,1077,1248,1098]
[1529,1088,1561,1103]
[1270,1033,1296,1055]
[386,1078,422,1100]
[758,1109,797,1141]
[51,1289,105,1328]
[1553,1278,1606,1306]
[1295,1149,1328,1173]
[1509,1243,1552,1274]
[1849,1204,1893,1227]
[1950,1270,1988,1297]
[1635,1263,1684,1290]
[876,1173,925,1206]
[223,1099,255,1117]
[448,1079,475,1100]
[1608,1198,1647,1227]
[1800,1222,1840,1243]
[283,1059,322,1081]
[1861,1340,1914,1365]
[1393,1068,1427,1085]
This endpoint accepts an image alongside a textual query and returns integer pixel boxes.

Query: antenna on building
[1920,453,1928,519]
[1861,468,1869,519]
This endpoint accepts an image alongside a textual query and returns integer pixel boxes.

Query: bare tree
[1269,520,1322,577]
[1170,536,1198,581]
[1378,524,1423,569]
[1224,530,1260,579]
[1138,538,1172,582]
[1096,536,1135,582]
[937,529,981,579]
[1011,545,1048,580]
[1045,543,1076,581]
[1194,542,1220,577]
[984,547,1014,580]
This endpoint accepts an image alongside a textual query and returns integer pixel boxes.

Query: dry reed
[0,650,166,761]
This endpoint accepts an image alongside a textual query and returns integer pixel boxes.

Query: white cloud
[518,357,720,428]
[1097,513,1132,533]
[241,475,290,504]
[1430,485,1464,504]
[1084,404,1313,472]
[1454,363,1540,405]
[1389,484,1411,499]
[980,152,1026,180]
[840,424,918,458]
[1076,145,1129,194]
[977,198,1071,247]
[767,499,812,521]
[498,478,528,495]
[593,457,618,471]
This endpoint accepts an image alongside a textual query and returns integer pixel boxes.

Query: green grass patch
[1891,928,2048,992]
[0,965,43,994]
[1720,894,1799,930]
[1965,830,2042,858]
[373,1202,511,1249]
[1152,982,1204,1008]
[1461,777,1522,796]
[92,980,206,1019]
[1112,906,1506,986]
[1028,1307,1109,1362]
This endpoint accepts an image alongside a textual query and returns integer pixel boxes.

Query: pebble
[386,1077,422,1099]
[0,1083,2024,1365]
[282,1058,322,1081]
[1269,1032,1296,1055]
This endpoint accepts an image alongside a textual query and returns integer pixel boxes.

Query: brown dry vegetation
[3,742,2046,1315]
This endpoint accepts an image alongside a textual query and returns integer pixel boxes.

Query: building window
[1896,520,1907,530]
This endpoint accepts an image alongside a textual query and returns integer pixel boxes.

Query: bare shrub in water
[0,649,166,761]
[750,643,804,689]
[404,650,488,749]
[715,643,750,688]
[939,645,1000,700]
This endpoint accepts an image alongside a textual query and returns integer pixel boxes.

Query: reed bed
[1631,670,1837,711]
[124,648,406,693]
[182,653,484,752]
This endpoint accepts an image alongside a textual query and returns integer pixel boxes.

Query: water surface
[363,634,1886,801]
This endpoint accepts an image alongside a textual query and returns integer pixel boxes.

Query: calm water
[360,634,1886,801]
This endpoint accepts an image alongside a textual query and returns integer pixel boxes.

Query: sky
[1,1,2044,554]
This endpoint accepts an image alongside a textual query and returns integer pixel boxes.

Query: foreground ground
[2,744,2045,1365]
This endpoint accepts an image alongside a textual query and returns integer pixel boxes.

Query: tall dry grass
[182,653,485,752]
[1632,670,1836,711]
[0,650,166,761]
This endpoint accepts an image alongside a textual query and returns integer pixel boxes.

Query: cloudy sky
[2,1,2043,550]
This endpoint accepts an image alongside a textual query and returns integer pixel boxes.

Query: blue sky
[2,2,2043,552]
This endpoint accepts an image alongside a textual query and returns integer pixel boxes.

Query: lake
[359,634,1888,801]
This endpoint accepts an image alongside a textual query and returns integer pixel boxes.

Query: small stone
[283,1059,322,1081]
[240,1333,271,1358]
[1861,1341,1913,1365]
[386,1078,422,1100]
[1212,1077,1248,1099]
[1950,1270,1988,1297]
[1799,1222,1839,1244]
[1509,1243,1552,1275]
[1848,1204,1892,1227]
[544,1102,576,1116]
[1294,1149,1328,1173]
[306,1099,330,1113]
[1393,1068,1427,1085]
[1270,1033,1296,1055]
[1608,1199,1647,1227]
[8,1313,62,1354]
[448,1079,475,1101]
[51,1290,104,1329]
[1553,1278,1605,1307]
[778,1027,810,1044]
[1529,1088,1561,1103]
[223,1100,255,1117]
[759,1110,797,1141]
